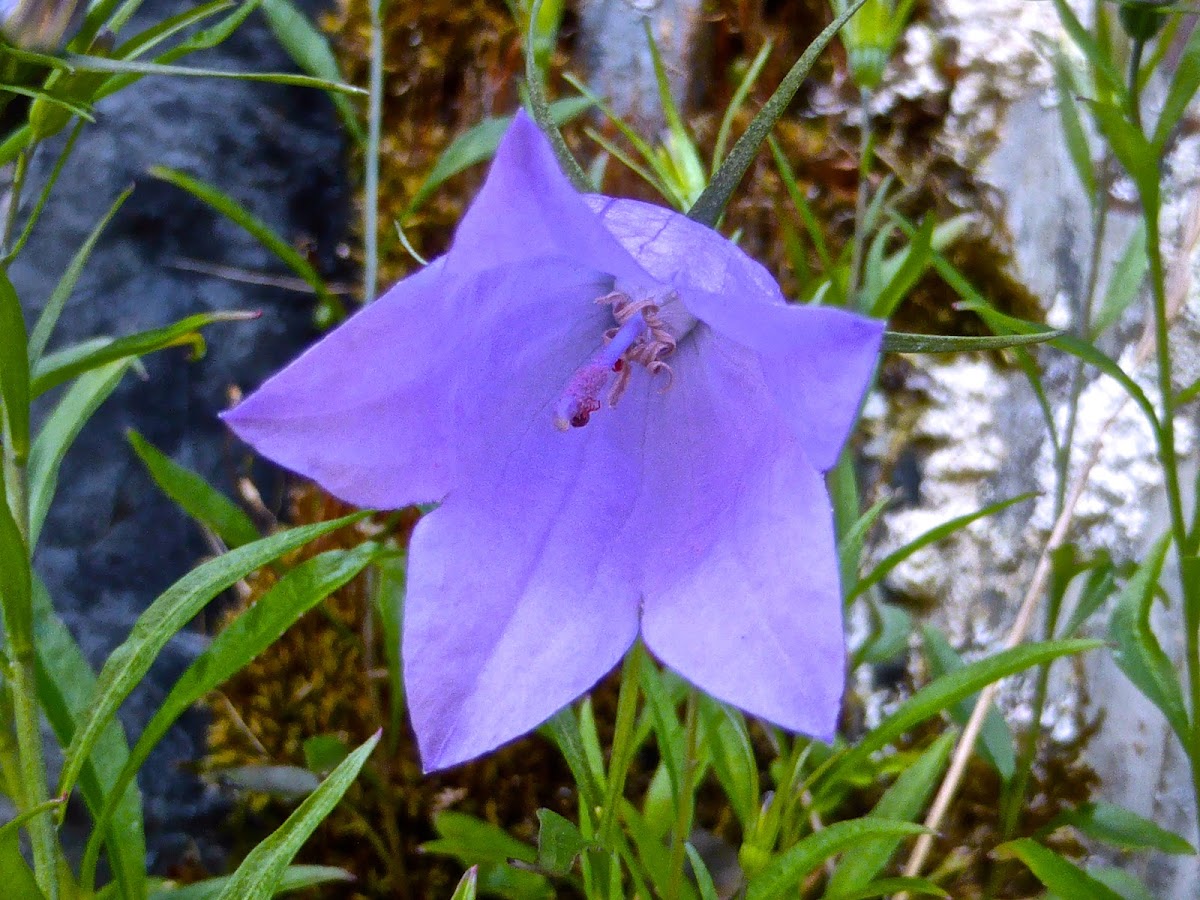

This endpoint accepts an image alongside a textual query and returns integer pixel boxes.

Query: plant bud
[0,0,84,51]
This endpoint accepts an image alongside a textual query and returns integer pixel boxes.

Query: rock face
[14,0,349,872]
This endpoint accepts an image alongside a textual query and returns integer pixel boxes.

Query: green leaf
[1048,0,1126,104]
[1088,99,1159,209]
[260,0,364,143]
[448,867,478,900]
[31,579,146,900]
[816,640,1101,797]
[881,330,1062,354]
[369,553,405,744]
[81,545,377,886]
[149,866,353,900]
[126,429,260,548]
[1091,221,1148,338]
[921,626,1015,780]
[698,696,759,829]
[994,838,1123,900]
[28,186,133,365]
[113,0,236,62]
[854,599,913,665]
[65,52,366,94]
[213,733,380,900]
[825,877,949,899]
[1043,801,1195,854]
[869,215,934,318]
[688,0,869,226]
[0,825,44,900]
[826,733,955,894]
[745,819,929,899]
[302,734,350,775]
[149,167,334,315]
[424,811,538,866]
[1108,533,1189,744]
[0,268,30,461]
[537,808,587,876]
[31,311,257,398]
[848,494,1032,601]
[56,513,366,802]
[1087,867,1157,900]
[1152,12,1200,151]
[838,494,890,590]
[1053,52,1096,200]
[1051,333,1159,430]
[27,361,131,546]
[404,98,593,219]
[685,843,720,900]
[213,765,320,799]
[712,39,773,173]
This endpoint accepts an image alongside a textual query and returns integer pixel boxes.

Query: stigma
[553,290,682,431]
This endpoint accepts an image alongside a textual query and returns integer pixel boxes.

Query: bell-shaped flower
[222,111,884,772]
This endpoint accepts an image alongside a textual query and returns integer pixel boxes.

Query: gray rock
[13,0,349,873]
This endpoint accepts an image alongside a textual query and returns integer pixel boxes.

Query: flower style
[222,111,884,772]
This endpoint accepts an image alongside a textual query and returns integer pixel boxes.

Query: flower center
[553,289,685,431]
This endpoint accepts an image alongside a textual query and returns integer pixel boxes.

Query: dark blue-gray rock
[13,0,350,874]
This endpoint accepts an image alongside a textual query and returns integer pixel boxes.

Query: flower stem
[847,87,874,304]
[665,690,699,900]
[362,0,383,304]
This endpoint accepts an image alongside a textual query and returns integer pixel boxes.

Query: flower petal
[222,258,613,509]
[448,110,650,288]
[588,196,883,472]
[404,349,654,770]
[683,293,883,471]
[636,329,845,741]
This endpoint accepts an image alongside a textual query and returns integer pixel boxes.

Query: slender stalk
[665,691,699,900]
[1,149,61,900]
[847,87,874,304]
[362,0,383,304]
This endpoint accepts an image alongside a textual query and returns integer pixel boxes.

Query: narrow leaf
[816,640,1101,797]
[994,838,1123,900]
[31,580,146,900]
[66,53,366,94]
[82,546,377,884]
[745,819,929,899]
[826,732,955,894]
[31,311,257,397]
[1152,14,1200,150]
[260,0,364,142]
[882,330,1061,354]
[0,268,30,460]
[922,626,1016,780]
[449,867,478,900]
[213,732,380,900]
[537,808,587,875]
[150,167,333,312]
[849,494,1032,600]
[27,187,132,365]
[1108,533,1189,744]
[1091,221,1148,338]
[28,361,131,546]
[149,866,353,900]
[127,429,260,548]
[1043,801,1195,854]
[688,0,869,226]
[56,514,366,801]
[825,877,949,899]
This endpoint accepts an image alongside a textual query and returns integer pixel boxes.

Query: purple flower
[222,111,884,772]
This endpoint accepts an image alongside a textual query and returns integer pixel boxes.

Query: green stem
[847,87,874,304]
[362,0,383,303]
[598,642,643,848]
[1,152,60,899]
[1142,180,1200,838]
[666,691,699,900]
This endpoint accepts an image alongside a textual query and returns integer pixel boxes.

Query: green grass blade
[688,0,869,226]
[745,820,929,899]
[30,311,256,398]
[28,361,131,546]
[55,514,366,803]
[28,187,133,365]
[150,866,354,899]
[994,838,1123,900]
[0,268,30,461]
[126,429,260,548]
[81,545,376,890]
